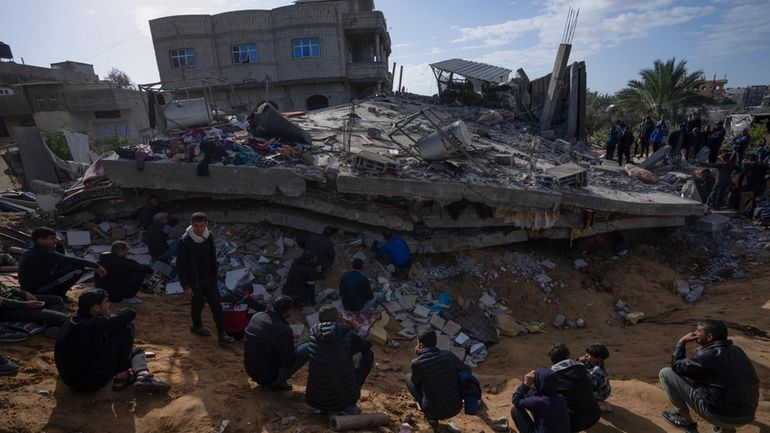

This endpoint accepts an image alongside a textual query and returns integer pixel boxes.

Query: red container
[222,303,249,334]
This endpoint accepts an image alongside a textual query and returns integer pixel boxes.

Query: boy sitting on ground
[578,343,612,413]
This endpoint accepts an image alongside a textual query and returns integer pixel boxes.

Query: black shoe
[267,381,292,392]
[0,359,20,376]
[661,411,698,433]
[218,332,235,344]
[190,326,211,337]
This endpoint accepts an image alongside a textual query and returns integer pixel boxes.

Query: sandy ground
[1,234,769,433]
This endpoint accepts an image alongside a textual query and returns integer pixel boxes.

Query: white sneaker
[120,297,144,304]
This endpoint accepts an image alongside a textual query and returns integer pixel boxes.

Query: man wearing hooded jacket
[511,367,570,433]
[177,212,234,344]
[548,343,600,432]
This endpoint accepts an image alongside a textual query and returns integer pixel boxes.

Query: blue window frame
[292,38,320,59]
[170,48,195,68]
[232,44,258,64]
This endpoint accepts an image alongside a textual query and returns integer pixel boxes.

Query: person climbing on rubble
[704,152,739,210]
[177,212,235,344]
[297,229,336,278]
[577,343,612,413]
[548,343,600,432]
[377,232,412,280]
[339,258,384,313]
[54,289,170,393]
[19,227,107,298]
[659,320,758,433]
[616,121,634,166]
[305,304,373,415]
[510,368,570,433]
[283,250,321,307]
[146,212,179,261]
[405,330,470,432]
[243,296,308,391]
[94,241,153,304]
[636,116,654,158]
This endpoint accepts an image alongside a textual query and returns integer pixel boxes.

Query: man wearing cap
[146,212,178,260]
[305,304,373,414]
[19,227,107,297]
[54,288,169,392]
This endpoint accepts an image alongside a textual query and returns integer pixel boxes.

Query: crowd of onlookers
[605,114,769,215]
[0,202,762,433]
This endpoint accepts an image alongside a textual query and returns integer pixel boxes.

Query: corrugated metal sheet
[430,58,511,83]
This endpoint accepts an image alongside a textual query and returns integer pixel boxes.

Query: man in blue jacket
[511,368,570,433]
[660,320,758,433]
[19,227,106,297]
[376,232,411,280]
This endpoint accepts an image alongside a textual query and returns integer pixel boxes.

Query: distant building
[698,75,727,99]
[744,85,769,107]
[149,0,391,112]
[0,56,150,143]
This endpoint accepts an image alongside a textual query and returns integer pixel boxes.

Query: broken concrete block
[695,214,729,233]
[674,279,690,297]
[479,293,497,307]
[306,312,320,328]
[98,222,112,233]
[624,164,658,184]
[430,314,446,330]
[552,314,566,328]
[541,259,556,269]
[369,314,390,345]
[397,328,416,339]
[574,259,589,269]
[477,110,504,126]
[442,320,462,337]
[534,273,552,285]
[66,230,91,246]
[615,299,627,310]
[384,301,403,315]
[454,332,470,346]
[413,305,430,319]
[436,333,452,351]
[449,345,467,362]
[470,342,486,354]
[399,294,417,310]
[576,318,585,328]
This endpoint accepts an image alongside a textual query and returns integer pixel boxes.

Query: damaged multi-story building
[149,0,391,112]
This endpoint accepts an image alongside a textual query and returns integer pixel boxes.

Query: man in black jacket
[146,212,178,260]
[660,320,758,433]
[306,305,373,415]
[405,330,469,429]
[243,296,308,391]
[549,343,600,432]
[19,227,107,297]
[708,123,727,164]
[95,241,153,304]
[339,259,384,313]
[54,289,169,393]
[298,230,335,277]
[283,251,321,307]
[177,212,234,344]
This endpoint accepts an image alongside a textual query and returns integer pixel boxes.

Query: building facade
[0,59,150,143]
[149,0,391,112]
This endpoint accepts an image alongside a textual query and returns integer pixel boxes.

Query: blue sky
[3,0,769,95]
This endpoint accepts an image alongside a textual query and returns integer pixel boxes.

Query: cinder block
[442,320,462,337]
[430,314,446,330]
[695,214,730,232]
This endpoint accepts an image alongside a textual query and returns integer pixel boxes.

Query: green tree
[615,58,703,123]
[41,131,72,160]
[106,68,134,90]
[585,90,616,143]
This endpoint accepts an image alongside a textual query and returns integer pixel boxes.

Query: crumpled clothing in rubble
[443,299,500,344]
[338,308,384,338]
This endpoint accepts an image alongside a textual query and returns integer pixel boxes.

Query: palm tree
[616,58,703,123]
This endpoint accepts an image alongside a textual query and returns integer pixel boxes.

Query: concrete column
[539,43,571,132]
[374,33,381,62]
[567,62,579,140]
[578,61,587,141]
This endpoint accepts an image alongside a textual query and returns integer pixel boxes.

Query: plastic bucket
[222,303,249,334]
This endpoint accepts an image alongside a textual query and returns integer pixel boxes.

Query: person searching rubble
[297,229,336,278]
[376,232,412,280]
[54,289,170,393]
[19,227,107,298]
[283,250,321,307]
[339,258,384,313]
[146,212,181,261]
[94,241,153,305]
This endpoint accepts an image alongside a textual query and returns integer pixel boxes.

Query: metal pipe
[391,62,397,92]
[398,65,404,94]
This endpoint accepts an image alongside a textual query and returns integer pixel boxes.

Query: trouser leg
[130,348,149,374]
[274,343,309,384]
[510,406,536,433]
[0,307,68,327]
[35,265,84,297]
[202,279,225,334]
[659,367,695,416]
[191,286,205,328]
[354,349,374,386]
[404,374,423,407]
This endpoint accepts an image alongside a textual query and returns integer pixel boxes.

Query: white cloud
[446,0,714,83]
[698,0,770,58]
[86,9,97,16]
